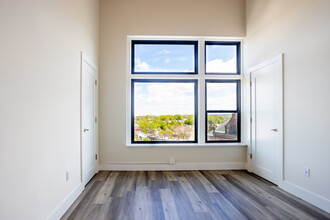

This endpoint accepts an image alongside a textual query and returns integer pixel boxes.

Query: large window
[128,37,242,145]
[205,80,241,142]
[131,79,198,143]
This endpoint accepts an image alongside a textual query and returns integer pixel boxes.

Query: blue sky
[134,44,194,72]
[135,43,237,73]
[206,45,236,62]
[206,45,237,73]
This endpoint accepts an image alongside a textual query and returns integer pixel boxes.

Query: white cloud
[206,58,236,73]
[134,83,195,116]
[207,82,236,92]
[135,58,150,71]
[207,94,237,110]
[157,49,171,55]
[207,83,237,110]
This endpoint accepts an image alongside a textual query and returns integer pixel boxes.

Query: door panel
[81,57,97,186]
[250,55,283,185]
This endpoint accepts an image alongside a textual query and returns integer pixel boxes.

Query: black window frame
[204,41,241,75]
[131,40,198,75]
[205,79,241,143]
[131,79,198,144]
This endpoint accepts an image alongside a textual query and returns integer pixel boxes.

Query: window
[205,80,241,142]
[205,41,241,75]
[131,79,198,143]
[128,37,242,145]
[132,40,198,74]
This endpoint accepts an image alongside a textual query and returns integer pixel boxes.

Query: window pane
[207,82,237,111]
[133,81,195,142]
[206,44,237,73]
[207,113,238,141]
[134,43,195,73]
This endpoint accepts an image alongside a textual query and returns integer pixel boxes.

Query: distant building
[225,114,237,135]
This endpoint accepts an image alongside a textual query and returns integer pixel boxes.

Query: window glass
[206,82,237,111]
[205,42,240,74]
[132,80,197,143]
[207,113,238,141]
[205,80,240,142]
[132,41,197,74]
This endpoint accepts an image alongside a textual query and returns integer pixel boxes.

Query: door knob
[84,128,89,132]
[270,128,278,132]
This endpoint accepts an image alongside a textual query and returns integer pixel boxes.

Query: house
[1,0,330,219]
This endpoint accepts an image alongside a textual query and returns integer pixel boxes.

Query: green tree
[174,114,183,121]
[138,119,157,134]
[160,115,166,121]
[156,120,166,130]
[184,119,193,125]
[208,115,224,125]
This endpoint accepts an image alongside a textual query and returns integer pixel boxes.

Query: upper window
[131,40,198,74]
[205,41,241,75]
[205,80,241,142]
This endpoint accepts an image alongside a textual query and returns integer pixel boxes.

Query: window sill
[126,143,247,148]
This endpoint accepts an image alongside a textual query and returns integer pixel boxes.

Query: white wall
[99,0,247,168]
[0,0,98,219]
[245,0,330,212]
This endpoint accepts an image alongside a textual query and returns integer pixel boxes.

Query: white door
[250,54,283,185]
[81,54,97,186]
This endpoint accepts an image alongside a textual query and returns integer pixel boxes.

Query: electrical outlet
[304,167,310,177]
[66,170,71,181]
[169,158,175,165]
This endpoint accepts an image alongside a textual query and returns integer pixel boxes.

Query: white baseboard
[98,162,246,171]
[281,181,330,214]
[47,184,84,220]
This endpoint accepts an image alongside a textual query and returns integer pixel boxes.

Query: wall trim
[98,162,246,171]
[281,181,330,213]
[47,184,84,220]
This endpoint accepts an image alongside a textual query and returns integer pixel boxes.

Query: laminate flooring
[61,170,330,220]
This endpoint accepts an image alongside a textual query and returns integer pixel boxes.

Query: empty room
[1,0,330,219]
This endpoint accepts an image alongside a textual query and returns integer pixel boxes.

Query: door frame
[248,54,284,186]
[80,52,98,185]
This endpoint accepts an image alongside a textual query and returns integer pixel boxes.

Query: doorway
[249,54,283,185]
[81,53,98,186]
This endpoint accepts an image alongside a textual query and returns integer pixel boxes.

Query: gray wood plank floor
[61,170,330,220]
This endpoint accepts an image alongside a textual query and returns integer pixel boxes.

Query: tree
[174,114,183,121]
[138,119,157,134]
[186,115,194,121]
[156,120,166,130]
[208,115,224,125]
[184,119,193,125]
